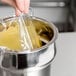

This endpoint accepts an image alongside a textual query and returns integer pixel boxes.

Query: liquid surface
[0,21,22,51]
[0,18,53,52]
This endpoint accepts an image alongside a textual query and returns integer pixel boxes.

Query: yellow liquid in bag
[0,23,22,51]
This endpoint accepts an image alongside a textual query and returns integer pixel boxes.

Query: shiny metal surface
[0,43,55,76]
[2,64,51,76]
[1,43,54,76]
[31,2,66,8]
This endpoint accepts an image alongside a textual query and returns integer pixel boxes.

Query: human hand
[1,0,30,16]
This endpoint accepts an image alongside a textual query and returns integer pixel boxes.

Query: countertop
[51,32,76,76]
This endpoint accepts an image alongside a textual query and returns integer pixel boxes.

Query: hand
[1,0,30,16]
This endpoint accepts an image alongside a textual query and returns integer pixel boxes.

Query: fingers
[15,8,22,16]
[1,0,30,15]
[1,0,16,8]
[24,0,30,13]
[1,0,20,16]
[16,0,30,14]
[15,0,25,12]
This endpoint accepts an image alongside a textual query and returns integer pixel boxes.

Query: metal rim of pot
[0,15,58,54]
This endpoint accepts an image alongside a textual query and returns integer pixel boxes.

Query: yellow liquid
[0,19,53,52]
[0,25,22,51]
[0,20,42,51]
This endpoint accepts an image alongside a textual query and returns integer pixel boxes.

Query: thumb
[15,0,25,12]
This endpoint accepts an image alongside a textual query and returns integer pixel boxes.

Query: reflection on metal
[31,2,66,8]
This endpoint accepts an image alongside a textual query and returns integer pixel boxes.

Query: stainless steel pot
[0,16,58,76]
